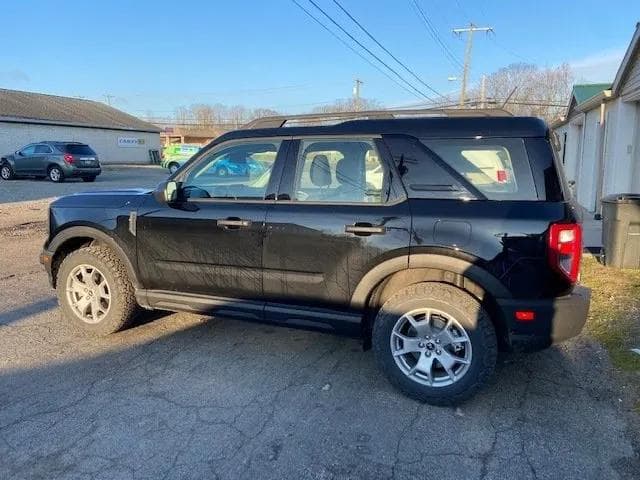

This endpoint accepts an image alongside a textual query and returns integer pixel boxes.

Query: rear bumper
[65,167,101,177]
[497,285,591,351]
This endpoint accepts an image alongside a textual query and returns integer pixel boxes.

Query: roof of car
[212,116,548,146]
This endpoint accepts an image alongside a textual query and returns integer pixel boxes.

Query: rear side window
[34,145,52,154]
[293,138,388,204]
[384,136,473,200]
[421,138,537,200]
[64,144,96,155]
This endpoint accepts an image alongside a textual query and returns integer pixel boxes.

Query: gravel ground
[0,169,638,479]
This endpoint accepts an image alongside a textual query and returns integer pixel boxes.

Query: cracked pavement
[1,174,638,479]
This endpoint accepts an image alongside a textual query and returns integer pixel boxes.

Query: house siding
[620,47,640,102]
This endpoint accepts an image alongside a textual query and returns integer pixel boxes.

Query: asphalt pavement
[0,168,638,479]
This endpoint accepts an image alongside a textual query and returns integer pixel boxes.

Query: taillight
[63,154,74,164]
[548,223,582,284]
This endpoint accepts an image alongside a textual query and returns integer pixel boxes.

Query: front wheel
[56,246,138,335]
[48,165,64,183]
[0,164,14,180]
[372,282,497,406]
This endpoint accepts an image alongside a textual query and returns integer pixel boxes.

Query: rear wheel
[48,165,64,183]
[56,246,138,335]
[0,164,14,180]
[82,176,97,182]
[372,282,497,406]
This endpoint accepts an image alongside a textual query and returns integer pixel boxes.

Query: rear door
[33,144,53,174]
[262,136,411,332]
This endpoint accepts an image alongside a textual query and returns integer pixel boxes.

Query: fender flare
[350,253,511,309]
[47,226,141,288]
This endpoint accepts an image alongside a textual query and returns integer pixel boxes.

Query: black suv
[1,141,101,182]
[40,110,590,405]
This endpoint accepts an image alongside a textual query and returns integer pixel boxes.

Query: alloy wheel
[49,168,61,182]
[390,308,472,387]
[65,264,111,324]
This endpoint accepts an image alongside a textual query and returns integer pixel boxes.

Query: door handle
[217,218,251,229]
[345,222,387,236]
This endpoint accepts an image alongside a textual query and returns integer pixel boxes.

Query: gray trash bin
[601,193,640,269]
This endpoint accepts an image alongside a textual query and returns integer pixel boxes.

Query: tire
[82,176,97,182]
[0,163,14,180]
[168,162,180,174]
[56,246,138,336]
[372,282,497,406]
[48,165,65,183]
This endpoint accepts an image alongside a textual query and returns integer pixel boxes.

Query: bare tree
[312,97,382,113]
[174,106,192,125]
[250,108,280,119]
[190,104,218,128]
[468,63,573,123]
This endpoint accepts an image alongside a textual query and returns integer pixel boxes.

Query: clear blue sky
[1,0,638,117]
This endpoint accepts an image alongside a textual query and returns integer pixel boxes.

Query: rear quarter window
[421,137,538,201]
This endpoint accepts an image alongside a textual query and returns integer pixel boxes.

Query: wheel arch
[48,226,140,289]
[353,253,512,350]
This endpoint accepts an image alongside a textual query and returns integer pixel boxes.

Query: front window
[293,139,386,203]
[182,141,280,200]
[20,145,36,156]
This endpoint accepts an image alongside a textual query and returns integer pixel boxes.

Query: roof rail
[242,107,512,129]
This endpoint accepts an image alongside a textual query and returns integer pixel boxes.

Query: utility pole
[453,23,493,107]
[103,94,115,106]
[353,78,363,111]
[480,75,487,108]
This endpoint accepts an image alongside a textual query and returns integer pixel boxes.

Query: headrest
[336,156,360,185]
[310,154,332,187]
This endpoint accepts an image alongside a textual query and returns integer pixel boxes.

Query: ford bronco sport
[40,109,590,405]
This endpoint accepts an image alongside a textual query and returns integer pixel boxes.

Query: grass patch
[581,256,640,371]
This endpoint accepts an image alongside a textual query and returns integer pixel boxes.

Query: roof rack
[243,107,512,129]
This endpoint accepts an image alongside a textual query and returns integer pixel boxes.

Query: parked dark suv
[1,141,101,182]
[40,110,590,405]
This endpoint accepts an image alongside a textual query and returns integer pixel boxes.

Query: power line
[410,0,464,70]
[331,0,442,98]
[290,0,428,100]
[301,0,435,102]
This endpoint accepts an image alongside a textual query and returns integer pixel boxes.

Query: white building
[553,23,640,215]
[0,89,161,164]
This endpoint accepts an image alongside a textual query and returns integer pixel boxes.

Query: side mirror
[154,180,181,204]
[17,151,23,156]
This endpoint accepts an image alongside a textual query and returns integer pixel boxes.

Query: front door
[13,144,37,174]
[137,138,287,307]
[263,137,411,332]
